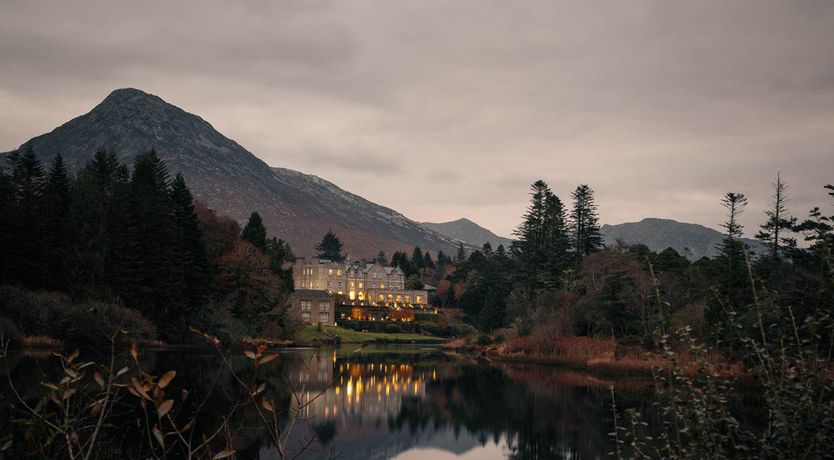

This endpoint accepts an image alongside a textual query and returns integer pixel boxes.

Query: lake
[2,344,669,459]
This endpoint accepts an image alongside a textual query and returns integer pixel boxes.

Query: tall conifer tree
[10,145,46,287]
[756,173,797,261]
[171,173,212,320]
[315,230,344,262]
[570,184,603,256]
[42,154,73,290]
[242,211,267,251]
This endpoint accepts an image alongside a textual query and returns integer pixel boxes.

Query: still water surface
[244,345,651,459]
[4,345,659,459]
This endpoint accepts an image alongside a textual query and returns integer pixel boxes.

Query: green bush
[477,334,494,346]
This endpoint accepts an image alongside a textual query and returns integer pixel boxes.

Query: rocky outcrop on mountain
[421,218,513,250]
[2,88,460,257]
[601,217,765,260]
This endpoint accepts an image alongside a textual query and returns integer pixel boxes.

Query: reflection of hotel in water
[290,352,437,422]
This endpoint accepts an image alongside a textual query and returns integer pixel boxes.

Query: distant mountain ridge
[1,88,460,257]
[601,218,765,259]
[421,218,514,249]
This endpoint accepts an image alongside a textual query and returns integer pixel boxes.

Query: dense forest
[396,177,833,359]
[0,147,296,345]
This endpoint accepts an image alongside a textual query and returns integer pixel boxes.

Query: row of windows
[300,311,330,323]
[299,300,331,311]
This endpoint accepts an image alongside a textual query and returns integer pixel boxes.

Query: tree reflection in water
[1,345,655,459]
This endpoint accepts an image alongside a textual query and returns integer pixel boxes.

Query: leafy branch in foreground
[611,255,834,459]
[1,328,334,459]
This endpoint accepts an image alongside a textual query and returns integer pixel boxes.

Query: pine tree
[708,191,751,351]
[543,191,571,284]
[513,180,549,268]
[423,250,435,269]
[570,184,603,256]
[411,246,425,270]
[170,173,212,322]
[9,145,46,288]
[315,230,344,262]
[718,192,749,286]
[70,150,129,298]
[242,211,267,251]
[375,250,388,265]
[0,167,13,284]
[42,154,73,290]
[119,151,180,327]
[756,173,797,261]
[456,242,467,262]
[266,236,295,293]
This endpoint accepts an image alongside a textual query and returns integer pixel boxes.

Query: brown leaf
[181,389,189,401]
[179,420,193,433]
[257,353,279,366]
[253,383,266,396]
[130,378,152,401]
[41,381,59,391]
[152,426,165,448]
[67,349,80,364]
[62,388,77,400]
[0,439,11,452]
[213,449,236,459]
[261,398,274,413]
[130,342,138,361]
[157,371,176,389]
[94,372,105,388]
[50,392,62,407]
[90,401,103,417]
[157,400,174,418]
[243,350,257,360]
[116,366,129,377]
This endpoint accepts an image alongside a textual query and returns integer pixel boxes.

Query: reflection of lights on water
[294,361,429,420]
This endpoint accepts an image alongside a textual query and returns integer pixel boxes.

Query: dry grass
[494,335,746,377]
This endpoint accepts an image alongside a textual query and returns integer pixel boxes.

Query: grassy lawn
[298,325,445,344]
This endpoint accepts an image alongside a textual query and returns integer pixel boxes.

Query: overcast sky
[1,1,833,238]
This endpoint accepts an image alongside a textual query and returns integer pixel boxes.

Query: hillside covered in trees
[0,147,296,345]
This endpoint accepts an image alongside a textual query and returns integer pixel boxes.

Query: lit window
[319,301,330,311]
[328,268,334,276]
[380,284,385,289]
[319,312,329,323]
[378,294,384,301]
[358,282,364,288]
[349,291,356,300]
[337,270,342,276]
[300,300,312,311]
[301,312,311,322]
[416,296,423,304]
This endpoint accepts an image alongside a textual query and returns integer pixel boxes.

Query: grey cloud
[1,0,833,238]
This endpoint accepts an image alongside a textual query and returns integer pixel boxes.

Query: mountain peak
[99,87,166,108]
[421,218,513,249]
[10,89,461,257]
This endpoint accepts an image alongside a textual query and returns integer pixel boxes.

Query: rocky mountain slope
[1,88,460,257]
[601,218,765,260]
[421,218,514,249]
